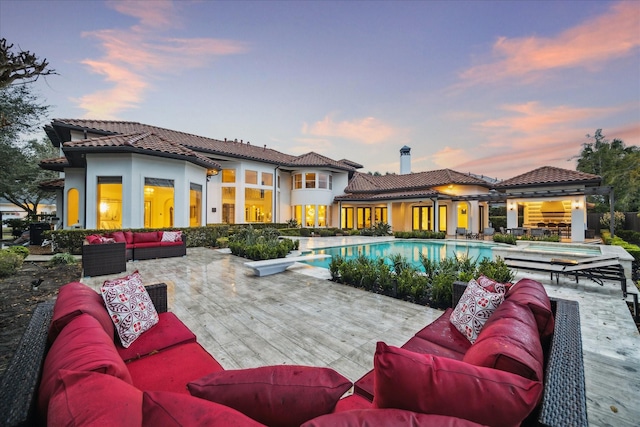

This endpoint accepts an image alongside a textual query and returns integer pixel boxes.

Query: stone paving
[81,237,640,427]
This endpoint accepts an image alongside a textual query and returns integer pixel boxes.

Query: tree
[0,38,55,88]
[0,137,58,217]
[576,129,640,212]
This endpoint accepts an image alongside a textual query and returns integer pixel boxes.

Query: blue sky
[2,0,638,179]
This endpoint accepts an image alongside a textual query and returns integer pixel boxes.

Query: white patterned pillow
[476,275,507,294]
[101,271,159,348]
[161,231,181,242]
[450,279,504,344]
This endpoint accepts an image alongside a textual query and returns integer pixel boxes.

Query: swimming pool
[302,239,496,271]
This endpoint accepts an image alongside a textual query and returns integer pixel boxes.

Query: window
[144,178,174,228]
[222,187,235,224]
[374,207,387,224]
[341,207,354,229]
[189,183,202,227]
[293,205,302,225]
[305,204,315,227]
[318,173,328,189]
[222,169,236,183]
[97,176,122,230]
[412,206,432,231]
[245,170,258,185]
[329,175,332,190]
[439,205,447,232]
[317,205,329,227]
[356,207,372,229]
[67,188,79,227]
[293,174,302,189]
[245,188,272,222]
[262,172,273,186]
[305,173,316,188]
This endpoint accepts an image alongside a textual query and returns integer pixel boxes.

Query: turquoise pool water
[302,240,496,271]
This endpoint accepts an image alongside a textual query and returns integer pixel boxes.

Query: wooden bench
[244,254,331,276]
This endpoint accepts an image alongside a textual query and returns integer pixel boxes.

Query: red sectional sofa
[1,279,588,427]
[82,230,186,277]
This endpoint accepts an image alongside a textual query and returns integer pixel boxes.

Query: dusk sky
[2,0,638,180]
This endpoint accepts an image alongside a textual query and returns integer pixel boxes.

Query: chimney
[400,145,411,175]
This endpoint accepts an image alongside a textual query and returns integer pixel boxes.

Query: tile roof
[289,152,356,171]
[62,132,221,170]
[344,169,492,194]
[38,178,65,190]
[334,188,440,201]
[49,119,356,170]
[495,166,601,189]
[39,157,70,171]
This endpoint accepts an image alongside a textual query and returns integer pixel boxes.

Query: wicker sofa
[0,279,588,426]
[82,230,186,277]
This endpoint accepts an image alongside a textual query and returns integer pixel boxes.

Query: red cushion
[133,231,161,243]
[507,278,555,339]
[85,234,102,244]
[48,281,113,343]
[133,241,160,248]
[188,365,352,427]
[38,314,132,417]
[48,370,142,427]
[117,312,196,362]
[143,390,265,426]
[332,394,373,413]
[352,336,467,402]
[402,336,466,360]
[127,342,224,393]
[413,308,472,354]
[302,409,487,427]
[463,299,544,381]
[372,342,542,427]
[124,230,134,244]
[110,230,127,243]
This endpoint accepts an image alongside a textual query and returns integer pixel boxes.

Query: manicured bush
[228,226,299,261]
[48,252,78,266]
[493,233,517,245]
[477,257,515,283]
[394,230,445,239]
[4,245,30,259]
[0,250,24,277]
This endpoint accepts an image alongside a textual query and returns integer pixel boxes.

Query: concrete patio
[81,237,640,427]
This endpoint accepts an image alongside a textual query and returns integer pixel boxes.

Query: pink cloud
[75,1,248,118]
[459,1,640,86]
[302,115,403,144]
[431,146,473,169]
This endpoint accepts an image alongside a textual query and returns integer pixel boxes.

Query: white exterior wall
[84,153,207,229]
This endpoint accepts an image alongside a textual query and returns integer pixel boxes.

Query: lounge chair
[455,227,467,239]
[504,255,627,296]
[481,227,495,239]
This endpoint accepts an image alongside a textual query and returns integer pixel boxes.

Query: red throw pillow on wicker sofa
[38,314,133,418]
[109,230,127,243]
[462,299,544,381]
[506,278,554,339]
[188,365,352,427]
[48,370,142,427]
[143,391,265,426]
[48,281,114,344]
[372,342,542,427]
[133,231,161,243]
[302,409,487,427]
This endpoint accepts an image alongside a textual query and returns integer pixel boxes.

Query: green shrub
[48,252,78,266]
[394,230,445,239]
[431,271,455,308]
[0,250,24,277]
[477,257,515,283]
[493,233,517,245]
[4,245,30,259]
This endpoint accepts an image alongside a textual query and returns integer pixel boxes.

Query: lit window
[305,173,316,188]
[262,172,273,186]
[97,177,122,230]
[222,169,236,183]
[293,174,302,189]
[245,170,258,184]
[144,178,174,228]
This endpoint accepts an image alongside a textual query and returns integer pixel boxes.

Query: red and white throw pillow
[101,271,159,348]
[476,275,509,294]
[161,231,182,242]
[450,279,504,344]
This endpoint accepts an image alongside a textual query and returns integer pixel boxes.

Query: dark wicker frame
[82,242,127,277]
[0,284,167,427]
[452,281,588,426]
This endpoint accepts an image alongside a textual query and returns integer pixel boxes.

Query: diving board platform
[245,254,331,276]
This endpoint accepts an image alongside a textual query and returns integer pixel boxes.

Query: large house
[39,119,604,242]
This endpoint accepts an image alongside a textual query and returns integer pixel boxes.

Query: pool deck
[81,236,640,427]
